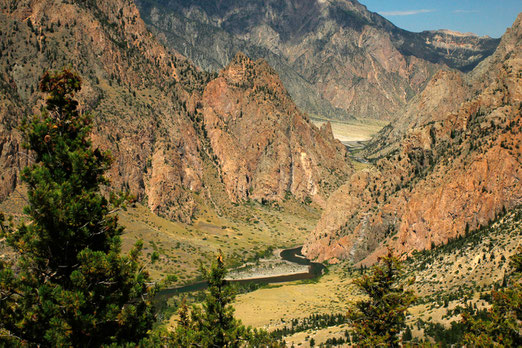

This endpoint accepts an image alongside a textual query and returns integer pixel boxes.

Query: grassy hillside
[119,198,320,283]
[227,207,521,346]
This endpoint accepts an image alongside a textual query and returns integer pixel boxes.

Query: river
[154,246,325,307]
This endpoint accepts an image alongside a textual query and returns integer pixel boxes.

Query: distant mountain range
[136,0,499,120]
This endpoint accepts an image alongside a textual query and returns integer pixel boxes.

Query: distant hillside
[303,13,522,264]
[0,0,351,223]
[136,0,499,120]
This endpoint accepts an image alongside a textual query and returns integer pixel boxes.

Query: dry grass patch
[233,266,358,329]
[119,198,320,282]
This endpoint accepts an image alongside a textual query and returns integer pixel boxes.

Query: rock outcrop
[136,0,499,120]
[303,13,522,264]
[0,0,350,221]
[201,53,350,205]
[0,0,211,222]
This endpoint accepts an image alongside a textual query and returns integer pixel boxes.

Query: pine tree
[171,254,281,347]
[169,297,199,347]
[347,251,416,347]
[402,325,413,342]
[0,69,154,346]
[461,247,522,346]
[198,254,243,347]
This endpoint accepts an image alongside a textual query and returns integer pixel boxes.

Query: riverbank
[155,246,326,305]
[227,248,309,280]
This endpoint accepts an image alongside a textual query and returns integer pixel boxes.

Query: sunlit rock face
[303,13,522,264]
[200,52,351,205]
[0,0,351,222]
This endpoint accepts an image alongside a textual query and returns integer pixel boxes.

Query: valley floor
[311,118,387,144]
[231,207,521,347]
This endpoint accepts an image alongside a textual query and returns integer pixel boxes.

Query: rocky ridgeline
[0,0,350,222]
[136,0,499,120]
[201,52,350,205]
[303,13,522,264]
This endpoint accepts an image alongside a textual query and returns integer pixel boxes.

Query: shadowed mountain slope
[136,0,499,120]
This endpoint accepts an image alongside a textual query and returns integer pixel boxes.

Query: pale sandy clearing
[312,119,387,143]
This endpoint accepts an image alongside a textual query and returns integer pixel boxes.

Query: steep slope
[0,0,210,222]
[303,13,522,264]
[0,0,349,223]
[201,53,350,205]
[365,28,513,157]
[136,0,499,120]
[364,70,471,158]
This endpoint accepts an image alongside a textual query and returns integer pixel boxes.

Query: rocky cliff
[136,0,499,120]
[0,0,350,222]
[303,13,522,264]
[201,52,350,205]
[0,0,211,222]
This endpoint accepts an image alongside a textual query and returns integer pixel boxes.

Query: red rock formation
[304,13,522,264]
[0,0,350,222]
[0,0,204,222]
[201,53,351,205]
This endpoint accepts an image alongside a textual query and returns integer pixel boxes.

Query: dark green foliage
[0,69,154,346]
[271,313,347,340]
[347,251,416,347]
[460,247,522,346]
[422,320,467,347]
[323,335,350,347]
[402,325,413,342]
[170,254,282,347]
[198,254,242,346]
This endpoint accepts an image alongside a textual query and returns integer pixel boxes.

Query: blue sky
[361,0,521,38]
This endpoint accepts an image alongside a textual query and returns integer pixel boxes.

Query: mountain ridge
[0,0,350,223]
[303,12,522,264]
[136,0,499,120]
